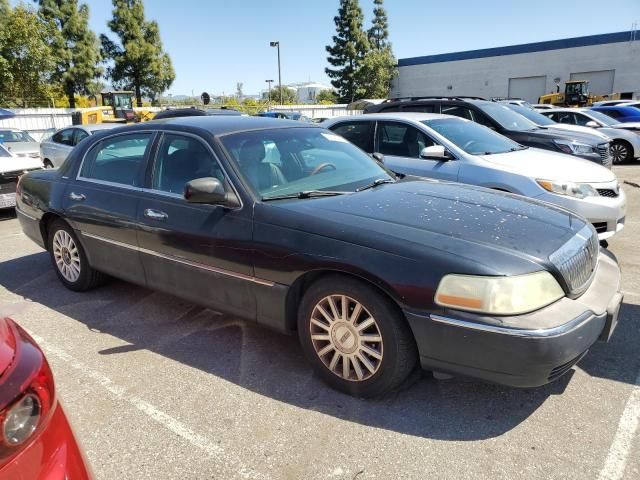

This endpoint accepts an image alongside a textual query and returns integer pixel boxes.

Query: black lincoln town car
[15,117,623,397]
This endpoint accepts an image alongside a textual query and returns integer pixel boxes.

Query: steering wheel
[462,140,479,150]
[310,162,337,175]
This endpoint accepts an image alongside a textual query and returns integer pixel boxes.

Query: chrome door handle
[144,208,168,221]
[69,192,85,201]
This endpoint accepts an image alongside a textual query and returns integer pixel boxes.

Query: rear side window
[441,105,474,120]
[74,129,90,145]
[53,129,75,146]
[329,121,374,152]
[401,104,435,113]
[80,133,152,186]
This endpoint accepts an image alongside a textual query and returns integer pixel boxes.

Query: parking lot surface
[0,166,639,480]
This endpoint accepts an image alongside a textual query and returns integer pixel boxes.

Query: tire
[47,219,105,291]
[297,275,418,398]
[43,159,54,169]
[611,140,632,164]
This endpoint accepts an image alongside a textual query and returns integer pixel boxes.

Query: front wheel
[611,141,632,164]
[48,219,105,291]
[298,276,418,398]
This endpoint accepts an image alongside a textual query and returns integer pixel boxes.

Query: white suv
[325,113,626,241]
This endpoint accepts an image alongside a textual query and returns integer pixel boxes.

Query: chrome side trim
[80,231,274,287]
[429,311,596,338]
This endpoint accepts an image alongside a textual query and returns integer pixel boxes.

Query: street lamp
[269,41,282,105]
[265,79,274,111]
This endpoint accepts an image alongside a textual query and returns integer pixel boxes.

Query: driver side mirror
[420,145,451,161]
[184,177,239,207]
[585,120,599,128]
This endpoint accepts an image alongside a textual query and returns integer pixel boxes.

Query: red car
[0,317,92,479]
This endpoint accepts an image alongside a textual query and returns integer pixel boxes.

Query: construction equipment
[71,91,155,125]
[538,81,623,107]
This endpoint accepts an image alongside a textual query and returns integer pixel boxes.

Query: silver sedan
[40,124,119,168]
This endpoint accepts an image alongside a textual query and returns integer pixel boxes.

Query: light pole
[265,79,274,111]
[269,41,282,105]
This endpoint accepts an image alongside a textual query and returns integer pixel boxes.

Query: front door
[375,121,460,181]
[136,132,255,320]
[62,131,153,285]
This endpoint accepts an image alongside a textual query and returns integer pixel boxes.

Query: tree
[367,0,389,49]
[101,0,175,106]
[261,86,297,104]
[36,0,103,109]
[358,48,396,98]
[0,4,56,107]
[236,82,244,100]
[316,89,338,104]
[325,0,369,103]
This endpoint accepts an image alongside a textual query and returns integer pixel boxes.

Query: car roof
[331,112,456,122]
[592,106,640,112]
[81,124,121,132]
[107,115,316,136]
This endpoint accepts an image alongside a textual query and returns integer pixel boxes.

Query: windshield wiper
[262,190,347,201]
[356,178,395,192]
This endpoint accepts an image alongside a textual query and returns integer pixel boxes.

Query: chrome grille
[549,225,599,296]
[598,143,612,168]
[597,188,618,198]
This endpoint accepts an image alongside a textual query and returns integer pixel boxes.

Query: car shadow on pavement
[1,252,638,441]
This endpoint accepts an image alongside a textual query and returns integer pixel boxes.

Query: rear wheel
[48,220,105,291]
[298,276,418,398]
[611,141,632,164]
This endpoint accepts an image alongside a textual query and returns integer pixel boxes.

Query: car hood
[3,142,40,156]
[479,147,615,183]
[1,155,43,173]
[534,127,605,145]
[261,180,586,273]
[545,124,610,139]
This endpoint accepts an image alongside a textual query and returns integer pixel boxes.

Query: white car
[325,113,626,241]
[0,128,41,162]
[0,144,43,209]
[540,108,640,164]
[40,124,119,168]
[532,104,558,111]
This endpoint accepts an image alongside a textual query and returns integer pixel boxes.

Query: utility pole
[265,79,274,111]
[270,41,282,105]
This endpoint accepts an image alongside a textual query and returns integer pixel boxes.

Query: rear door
[374,121,460,181]
[63,131,153,285]
[135,132,255,319]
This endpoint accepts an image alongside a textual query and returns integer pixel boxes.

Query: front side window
[376,122,434,158]
[573,113,592,126]
[329,121,374,152]
[80,133,152,186]
[0,130,35,143]
[74,129,90,145]
[152,134,223,195]
[441,105,474,120]
[506,104,556,126]
[424,118,522,155]
[221,127,392,199]
[53,129,75,146]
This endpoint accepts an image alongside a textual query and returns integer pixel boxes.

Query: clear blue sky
[14,0,640,96]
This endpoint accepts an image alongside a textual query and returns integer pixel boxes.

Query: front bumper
[534,185,626,240]
[404,249,622,388]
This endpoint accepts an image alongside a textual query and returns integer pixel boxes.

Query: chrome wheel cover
[52,230,81,282]
[611,143,627,164]
[309,295,383,382]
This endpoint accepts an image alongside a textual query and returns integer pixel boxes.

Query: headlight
[536,179,598,199]
[435,271,564,315]
[554,140,595,155]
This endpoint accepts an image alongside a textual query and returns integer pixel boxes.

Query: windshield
[221,127,393,199]
[0,145,11,157]
[505,104,556,126]
[424,118,523,155]
[0,130,36,143]
[476,102,539,132]
[586,110,618,126]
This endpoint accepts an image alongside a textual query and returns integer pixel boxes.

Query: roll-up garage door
[508,76,547,103]
[570,70,615,95]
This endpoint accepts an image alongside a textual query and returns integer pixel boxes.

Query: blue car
[590,106,640,123]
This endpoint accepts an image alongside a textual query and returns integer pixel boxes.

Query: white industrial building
[392,31,640,103]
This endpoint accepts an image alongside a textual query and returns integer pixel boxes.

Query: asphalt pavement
[0,165,639,480]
